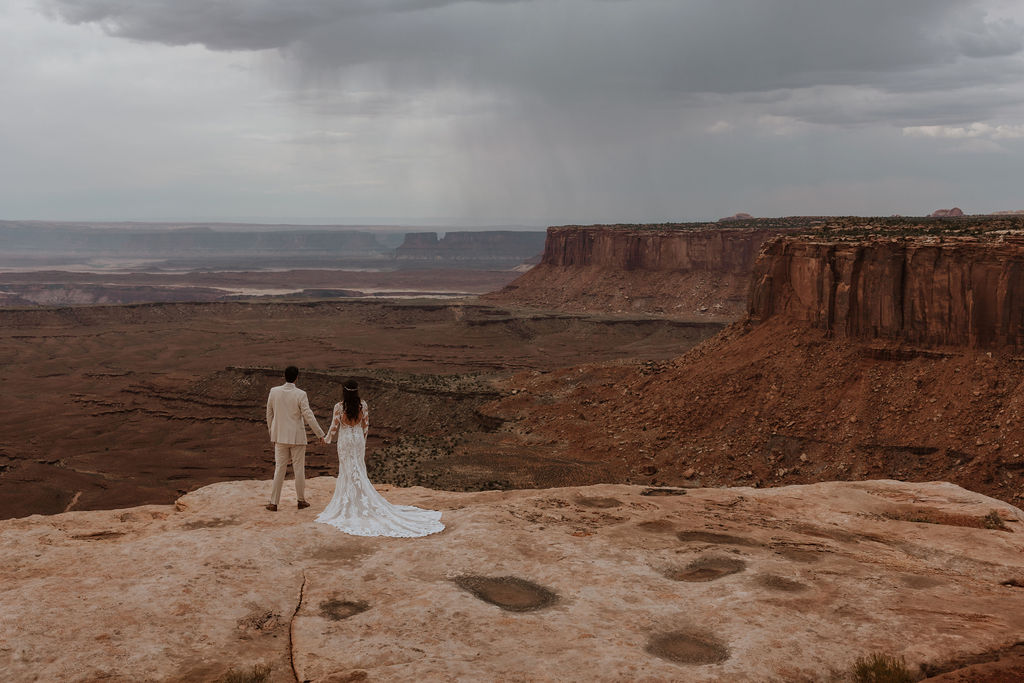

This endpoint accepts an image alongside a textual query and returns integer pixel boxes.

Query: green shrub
[218,664,272,683]
[852,653,915,682]
[984,509,1008,530]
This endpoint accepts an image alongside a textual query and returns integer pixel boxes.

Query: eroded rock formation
[538,225,771,271]
[486,221,1024,505]
[749,234,1024,349]
[3,478,1024,681]
[394,230,545,266]
[489,224,794,317]
[0,221,391,257]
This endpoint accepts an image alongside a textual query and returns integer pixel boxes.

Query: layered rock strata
[0,221,390,257]
[538,225,773,271]
[3,478,1024,681]
[394,230,546,266]
[489,224,791,317]
[750,234,1024,349]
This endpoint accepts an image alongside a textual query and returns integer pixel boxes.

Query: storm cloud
[43,1,1024,97]
[9,0,1024,221]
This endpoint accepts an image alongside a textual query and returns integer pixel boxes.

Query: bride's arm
[361,401,369,438]
[326,403,342,444]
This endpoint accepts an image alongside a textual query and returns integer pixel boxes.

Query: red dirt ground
[0,299,722,519]
[484,316,1024,506]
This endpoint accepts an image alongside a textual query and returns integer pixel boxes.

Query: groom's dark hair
[284,366,299,382]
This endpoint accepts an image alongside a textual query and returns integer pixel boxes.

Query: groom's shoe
[297,500,310,510]
[265,503,277,512]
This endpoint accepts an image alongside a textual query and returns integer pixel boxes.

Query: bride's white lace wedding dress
[316,400,444,537]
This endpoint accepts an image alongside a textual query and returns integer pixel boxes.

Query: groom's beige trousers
[269,443,306,505]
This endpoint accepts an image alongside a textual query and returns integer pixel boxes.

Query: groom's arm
[299,392,326,439]
[266,392,274,437]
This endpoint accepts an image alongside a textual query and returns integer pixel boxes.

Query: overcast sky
[3,0,1024,224]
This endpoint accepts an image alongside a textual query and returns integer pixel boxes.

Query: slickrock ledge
[3,478,1024,682]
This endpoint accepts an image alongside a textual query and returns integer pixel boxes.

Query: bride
[316,379,444,537]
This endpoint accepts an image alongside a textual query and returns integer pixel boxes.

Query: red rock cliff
[539,225,774,272]
[749,234,1024,349]
[489,224,790,317]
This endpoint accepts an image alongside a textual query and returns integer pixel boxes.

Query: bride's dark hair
[342,379,360,421]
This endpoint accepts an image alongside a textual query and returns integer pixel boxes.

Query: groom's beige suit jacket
[266,382,325,445]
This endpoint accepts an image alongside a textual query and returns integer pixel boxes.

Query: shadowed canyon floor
[0,269,520,306]
[3,478,1023,682]
[8,294,1024,519]
[0,299,723,519]
[485,318,1024,506]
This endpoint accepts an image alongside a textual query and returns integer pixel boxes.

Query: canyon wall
[489,224,792,317]
[394,230,546,266]
[0,221,391,256]
[538,225,775,271]
[749,234,1024,349]
[0,221,548,272]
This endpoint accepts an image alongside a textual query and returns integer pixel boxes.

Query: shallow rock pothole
[319,599,370,621]
[902,574,948,589]
[755,574,808,592]
[663,557,746,582]
[576,496,622,509]
[677,530,759,547]
[452,575,559,612]
[182,517,240,530]
[641,488,687,497]
[646,630,730,665]
[772,546,823,563]
[70,530,125,541]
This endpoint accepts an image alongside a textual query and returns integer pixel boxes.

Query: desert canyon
[4,216,1024,681]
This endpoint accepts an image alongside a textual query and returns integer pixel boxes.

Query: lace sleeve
[361,400,369,438]
[326,403,342,443]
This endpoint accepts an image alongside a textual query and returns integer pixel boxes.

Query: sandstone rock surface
[3,478,1024,681]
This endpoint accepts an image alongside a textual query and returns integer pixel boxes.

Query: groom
[265,365,325,511]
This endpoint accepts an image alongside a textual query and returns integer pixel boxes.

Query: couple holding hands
[265,366,443,538]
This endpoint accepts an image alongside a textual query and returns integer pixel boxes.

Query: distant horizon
[0,217,548,231]
[4,208,1024,231]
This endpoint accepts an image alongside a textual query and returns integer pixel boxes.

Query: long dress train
[315,400,444,537]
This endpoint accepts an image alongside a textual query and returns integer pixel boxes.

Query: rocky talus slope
[3,478,1024,681]
[486,322,1024,504]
